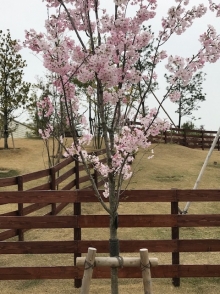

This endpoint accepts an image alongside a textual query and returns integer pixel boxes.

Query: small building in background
[9,120,34,138]
[0,112,34,139]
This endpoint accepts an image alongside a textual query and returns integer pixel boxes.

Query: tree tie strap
[141,261,151,271]
[116,256,124,268]
[84,259,94,270]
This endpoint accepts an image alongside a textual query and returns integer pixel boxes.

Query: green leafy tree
[0,30,30,148]
[165,71,206,128]
[181,120,196,130]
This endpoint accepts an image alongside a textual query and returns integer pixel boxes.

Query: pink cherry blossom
[26,0,220,201]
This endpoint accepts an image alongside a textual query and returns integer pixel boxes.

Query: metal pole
[182,126,220,214]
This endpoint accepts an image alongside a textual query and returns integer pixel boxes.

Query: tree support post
[80,247,97,294]
[77,248,158,294]
[140,248,153,294]
[183,126,220,214]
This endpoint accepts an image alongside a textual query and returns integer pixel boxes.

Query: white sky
[1,0,220,131]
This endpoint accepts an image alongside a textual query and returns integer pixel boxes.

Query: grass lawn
[0,138,220,293]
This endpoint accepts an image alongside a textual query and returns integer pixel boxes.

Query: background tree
[28,73,82,167]
[0,29,31,149]
[165,71,206,128]
[181,120,196,130]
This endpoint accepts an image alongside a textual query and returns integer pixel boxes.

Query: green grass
[1,140,220,293]
[0,168,19,178]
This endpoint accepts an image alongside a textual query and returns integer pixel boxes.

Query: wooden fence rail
[129,123,219,150]
[0,149,106,242]
[0,189,220,287]
[0,148,106,191]
[158,128,220,150]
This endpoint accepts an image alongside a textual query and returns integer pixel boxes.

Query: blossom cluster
[26,0,220,199]
[37,97,54,118]
[209,0,220,17]
[161,3,207,39]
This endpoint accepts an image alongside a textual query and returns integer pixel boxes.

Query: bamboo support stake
[183,126,220,214]
[80,247,97,294]
[140,248,152,294]
[77,256,158,268]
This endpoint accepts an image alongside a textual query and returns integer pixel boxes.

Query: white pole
[182,127,220,214]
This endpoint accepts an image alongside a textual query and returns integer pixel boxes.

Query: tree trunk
[3,112,9,149]
[109,178,119,294]
[178,86,182,128]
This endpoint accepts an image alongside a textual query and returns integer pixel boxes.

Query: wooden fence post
[164,130,167,144]
[80,247,97,294]
[74,156,82,288]
[17,175,24,241]
[171,197,180,287]
[140,248,153,294]
[50,167,56,215]
[201,130,204,150]
[183,129,187,146]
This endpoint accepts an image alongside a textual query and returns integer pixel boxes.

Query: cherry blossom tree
[24,1,220,292]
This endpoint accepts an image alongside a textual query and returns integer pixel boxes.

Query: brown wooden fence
[155,128,220,150]
[129,122,219,150]
[0,149,106,241]
[0,189,220,287]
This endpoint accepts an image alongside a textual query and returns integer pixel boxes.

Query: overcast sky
[1,0,220,131]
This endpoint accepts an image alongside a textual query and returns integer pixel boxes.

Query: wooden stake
[140,248,152,294]
[80,247,97,294]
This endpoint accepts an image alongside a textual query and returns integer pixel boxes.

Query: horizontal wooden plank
[55,203,69,214]
[0,241,78,254]
[0,266,80,280]
[0,229,17,241]
[79,214,220,228]
[1,190,220,204]
[23,203,50,215]
[78,240,177,253]
[61,180,76,190]
[0,265,219,280]
[77,215,176,228]
[22,169,50,182]
[4,239,218,255]
[170,128,217,134]
[1,214,220,229]
[176,190,220,201]
[81,239,220,253]
[78,189,220,202]
[92,265,220,279]
[0,216,77,229]
[177,215,220,227]
[0,240,174,254]
[79,175,91,184]
[55,168,75,185]
[0,191,77,204]
[53,157,75,172]
[28,182,51,191]
[78,164,86,172]
[0,210,17,216]
[178,239,220,252]
[0,176,17,187]
[77,190,177,202]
